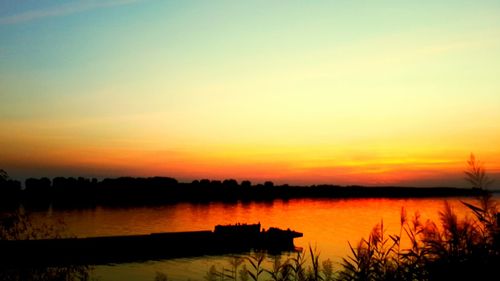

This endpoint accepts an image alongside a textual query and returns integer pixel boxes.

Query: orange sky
[1,1,500,186]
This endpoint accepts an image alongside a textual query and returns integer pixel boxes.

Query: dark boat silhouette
[0,223,302,265]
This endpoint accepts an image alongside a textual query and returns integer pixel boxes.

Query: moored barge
[0,223,302,265]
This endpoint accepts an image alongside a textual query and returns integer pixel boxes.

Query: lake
[29,195,498,280]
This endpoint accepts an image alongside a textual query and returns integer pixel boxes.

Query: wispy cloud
[0,0,142,25]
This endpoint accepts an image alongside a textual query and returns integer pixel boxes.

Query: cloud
[0,0,142,25]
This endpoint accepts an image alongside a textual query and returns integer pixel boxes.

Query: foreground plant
[206,199,498,281]
[205,247,334,281]
[203,154,498,281]
[0,208,94,281]
[339,154,499,281]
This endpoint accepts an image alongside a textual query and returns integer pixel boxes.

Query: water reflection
[25,196,499,280]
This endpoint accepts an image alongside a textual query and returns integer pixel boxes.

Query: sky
[1,0,500,187]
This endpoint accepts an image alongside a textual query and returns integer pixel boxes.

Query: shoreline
[0,176,492,210]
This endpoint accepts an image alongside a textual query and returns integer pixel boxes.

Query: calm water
[30,196,498,280]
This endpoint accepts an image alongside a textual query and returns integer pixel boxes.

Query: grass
[204,247,333,281]
[204,154,499,281]
[204,191,498,281]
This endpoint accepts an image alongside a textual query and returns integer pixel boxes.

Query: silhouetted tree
[211,180,222,187]
[0,169,21,205]
[264,181,274,188]
[223,179,239,188]
[25,178,51,191]
[241,180,252,188]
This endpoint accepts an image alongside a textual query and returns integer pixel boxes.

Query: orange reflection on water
[38,196,493,264]
[28,196,499,280]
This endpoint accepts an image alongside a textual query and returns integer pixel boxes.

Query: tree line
[0,169,483,210]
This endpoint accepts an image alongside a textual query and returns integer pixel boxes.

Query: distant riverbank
[0,176,490,209]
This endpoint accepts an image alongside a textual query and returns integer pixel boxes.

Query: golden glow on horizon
[2,121,499,186]
[1,1,500,185]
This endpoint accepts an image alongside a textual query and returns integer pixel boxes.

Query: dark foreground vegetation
[0,170,486,210]
[0,209,93,281]
[200,193,499,281]
[196,155,500,281]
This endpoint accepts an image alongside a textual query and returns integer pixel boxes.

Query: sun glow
[1,1,500,186]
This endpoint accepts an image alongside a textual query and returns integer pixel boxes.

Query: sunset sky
[1,0,500,186]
